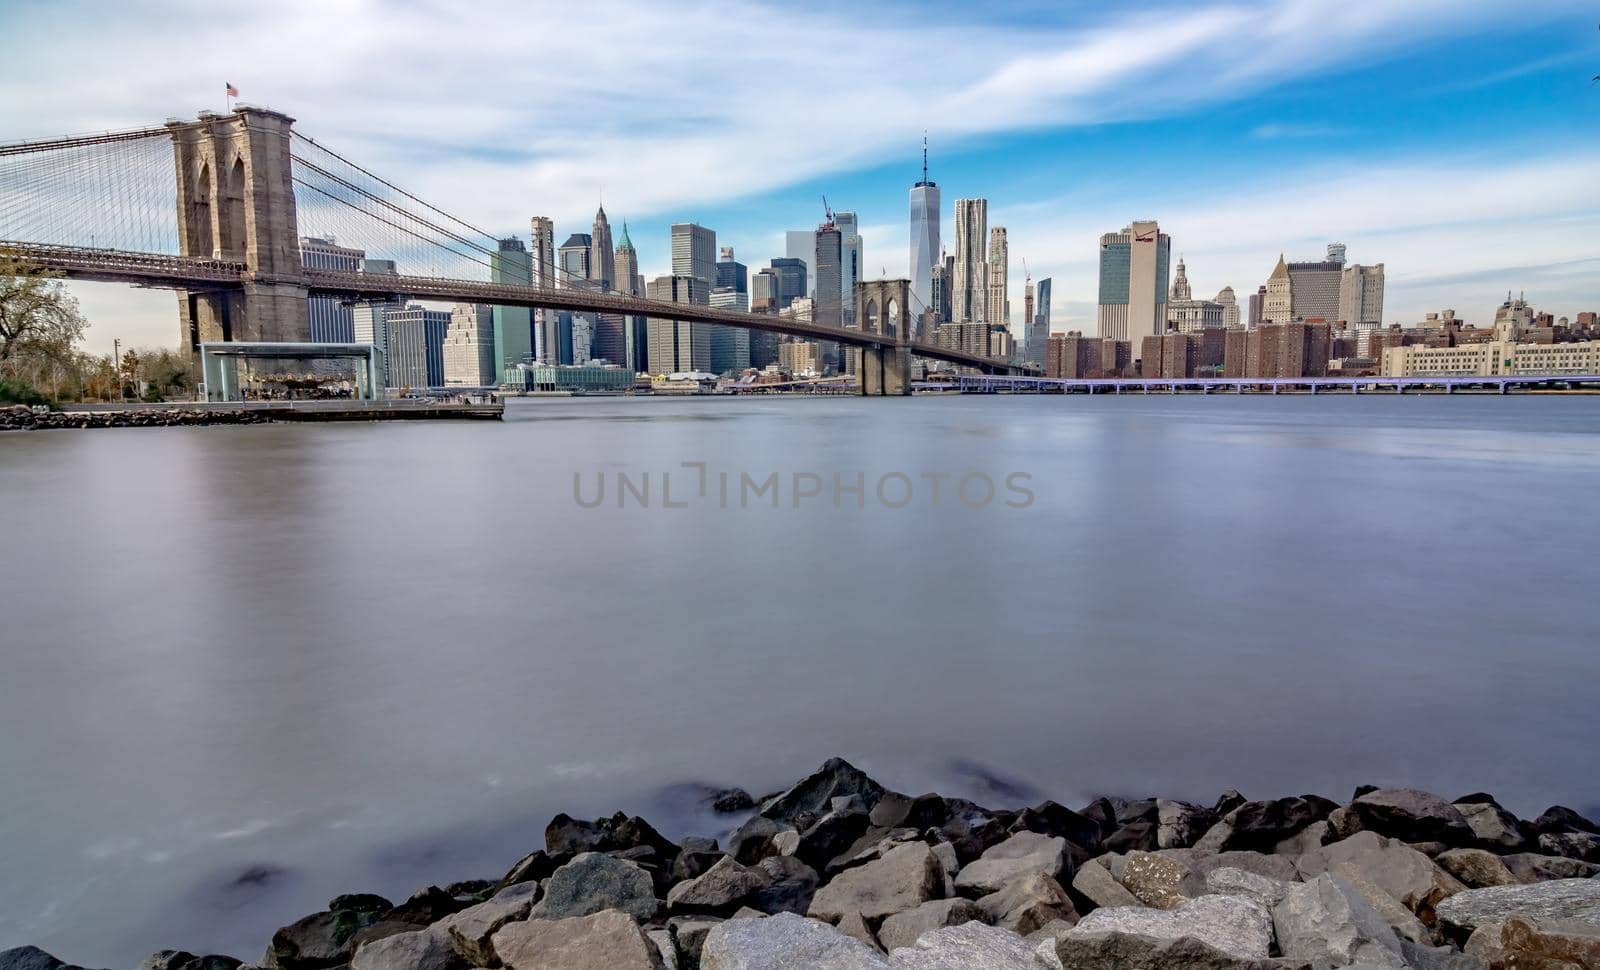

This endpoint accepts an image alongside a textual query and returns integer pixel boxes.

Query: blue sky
[3,0,1598,352]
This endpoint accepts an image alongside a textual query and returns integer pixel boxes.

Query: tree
[0,248,88,366]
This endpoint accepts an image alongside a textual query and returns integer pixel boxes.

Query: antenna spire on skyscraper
[922,131,928,182]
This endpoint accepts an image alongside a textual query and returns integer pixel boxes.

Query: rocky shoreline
[0,405,268,431]
[6,758,1599,970]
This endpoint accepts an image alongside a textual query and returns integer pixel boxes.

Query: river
[2,394,1597,965]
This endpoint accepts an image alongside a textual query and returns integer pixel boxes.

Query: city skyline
[3,0,1597,353]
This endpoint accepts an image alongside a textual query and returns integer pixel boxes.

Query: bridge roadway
[6,241,1029,374]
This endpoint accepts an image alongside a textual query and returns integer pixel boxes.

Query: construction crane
[821,195,834,226]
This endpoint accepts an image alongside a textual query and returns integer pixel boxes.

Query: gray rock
[1540,831,1600,863]
[1194,796,1336,853]
[1500,915,1600,967]
[1452,800,1531,852]
[1047,933,1288,970]
[1119,851,1192,909]
[1180,851,1301,888]
[1203,867,1294,910]
[1397,938,1485,970]
[668,857,770,916]
[700,912,889,970]
[1271,873,1407,969]
[1064,894,1273,960]
[262,911,360,970]
[1531,806,1600,836]
[954,832,1068,896]
[650,929,680,970]
[876,899,985,953]
[435,882,538,965]
[1435,848,1517,889]
[836,911,880,951]
[1156,800,1216,850]
[808,842,943,921]
[976,872,1076,935]
[495,909,664,970]
[726,816,788,866]
[1325,866,1432,946]
[930,842,958,897]
[751,855,819,915]
[1461,921,1504,967]
[760,758,888,826]
[1274,821,1331,858]
[886,922,1038,968]
[1344,790,1474,847]
[348,927,465,970]
[532,852,660,921]
[1501,852,1600,883]
[1296,831,1465,920]
[1,948,107,970]
[1434,877,1600,935]
[667,917,721,970]
[1069,859,1140,910]
[137,954,240,970]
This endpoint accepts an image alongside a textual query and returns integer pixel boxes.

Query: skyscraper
[710,247,750,374]
[1216,286,1240,328]
[299,236,364,342]
[490,239,533,379]
[443,303,496,386]
[909,137,940,320]
[987,226,1009,331]
[646,275,711,374]
[1027,277,1052,369]
[1096,221,1171,355]
[384,304,451,387]
[1288,256,1342,323]
[529,216,557,362]
[953,198,988,323]
[836,210,860,326]
[785,231,816,299]
[590,207,626,365]
[813,220,843,329]
[716,247,748,297]
[1264,256,1292,324]
[557,233,596,364]
[1338,263,1385,329]
[671,223,717,287]
[613,222,648,371]
[590,206,615,290]
[770,258,808,309]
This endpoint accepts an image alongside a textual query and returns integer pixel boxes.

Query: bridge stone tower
[855,279,912,396]
[168,107,308,355]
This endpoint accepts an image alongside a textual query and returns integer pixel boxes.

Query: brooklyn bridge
[0,106,1030,395]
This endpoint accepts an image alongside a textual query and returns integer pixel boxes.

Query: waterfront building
[1222,321,1331,378]
[443,303,495,386]
[989,326,1014,360]
[709,286,751,374]
[933,322,993,356]
[299,236,364,342]
[504,361,634,394]
[646,274,711,374]
[1097,220,1171,361]
[779,341,821,377]
[952,198,988,323]
[1141,330,1226,378]
[384,304,450,388]
[1382,338,1600,377]
[491,238,533,376]
[1047,335,1133,377]
[784,230,816,298]
[987,227,1009,330]
[910,140,940,317]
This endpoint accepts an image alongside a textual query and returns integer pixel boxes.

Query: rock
[1540,831,1600,863]
[1501,914,1600,967]
[667,917,721,969]
[1435,848,1517,889]
[668,857,771,916]
[1063,894,1273,960]
[1532,806,1600,836]
[1328,866,1433,946]
[500,849,557,889]
[1194,796,1337,853]
[876,899,985,953]
[699,911,889,970]
[930,843,958,896]
[1213,790,1247,817]
[1342,790,1475,847]
[494,909,664,970]
[726,816,788,866]
[712,789,755,813]
[1271,873,1408,969]
[835,911,880,951]
[975,872,1076,935]
[263,911,359,970]
[546,813,618,859]
[1202,867,1294,910]
[650,929,680,970]
[328,894,392,914]
[1,949,110,970]
[871,794,950,832]
[1156,801,1216,850]
[750,855,819,915]
[797,810,874,873]
[137,954,241,970]
[1101,820,1158,854]
[808,842,943,921]
[954,832,1068,896]
[1397,938,1485,970]
[673,844,730,884]
[1069,859,1140,910]
[1273,821,1330,858]
[436,881,538,965]
[760,758,887,826]
[1049,932,1284,970]
[887,922,1038,969]
[348,927,465,970]
[1296,831,1465,921]
[1462,921,1505,967]
[1180,850,1301,887]
[1452,800,1532,853]
[1501,852,1600,883]
[387,886,466,925]
[532,852,660,922]
[1118,851,1191,910]
[1009,802,1103,856]
[1434,878,1600,936]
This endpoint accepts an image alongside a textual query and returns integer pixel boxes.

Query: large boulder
[1502,852,1600,883]
[1048,933,1285,970]
[875,899,985,953]
[1500,914,1600,967]
[953,832,1068,896]
[1068,859,1140,910]
[1296,831,1465,921]
[1118,851,1191,910]
[975,872,1076,935]
[1531,806,1600,836]
[435,881,538,965]
[700,912,889,970]
[760,759,887,826]
[751,855,819,915]
[1540,831,1600,863]
[1155,801,1216,850]
[494,909,664,970]
[1452,799,1532,852]
[808,842,943,922]
[136,955,239,970]
[1337,790,1475,847]
[887,922,1038,969]
[263,910,367,970]
[1435,848,1517,889]
[532,852,660,921]
[1062,895,1273,960]
[1008,801,1103,860]
[1271,873,1408,969]
[1434,878,1600,937]
[726,816,789,866]
[1,948,108,970]
[1202,867,1294,910]
[348,928,465,970]
[1193,796,1336,853]
[796,810,874,873]
[668,857,771,916]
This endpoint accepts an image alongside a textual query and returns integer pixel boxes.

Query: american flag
[225,82,239,97]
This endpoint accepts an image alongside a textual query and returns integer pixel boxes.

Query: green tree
[0,248,88,367]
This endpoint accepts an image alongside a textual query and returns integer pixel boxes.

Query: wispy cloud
[1250,123,1355,140]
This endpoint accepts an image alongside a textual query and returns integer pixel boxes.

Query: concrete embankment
[1,401,503,430]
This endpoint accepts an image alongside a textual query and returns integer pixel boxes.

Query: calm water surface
[2,395,1598,965]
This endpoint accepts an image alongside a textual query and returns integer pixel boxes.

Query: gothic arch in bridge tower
[221,156,247,261]
[864,299,879,333]
[854,278,912,396]
[191,161,213,258]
